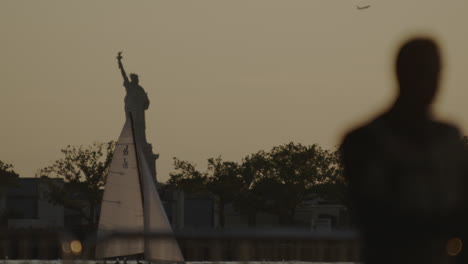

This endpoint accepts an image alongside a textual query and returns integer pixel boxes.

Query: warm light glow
[446,237,462,256]
[70,240,83,255]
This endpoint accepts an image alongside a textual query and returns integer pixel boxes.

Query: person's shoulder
[343,126,367,145]
[343,116,385,141]
[342,117,383,149]
[431,120,461,138]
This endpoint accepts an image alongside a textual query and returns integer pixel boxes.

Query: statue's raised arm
[117,51,129,84]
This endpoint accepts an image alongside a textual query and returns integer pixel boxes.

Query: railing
[0,228,362,262]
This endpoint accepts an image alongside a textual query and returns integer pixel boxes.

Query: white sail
[96,116,184,262]
[138,147,184,262]
[96,118,144,258]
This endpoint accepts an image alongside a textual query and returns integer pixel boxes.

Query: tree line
[165,142,346,226]
[0,141,350,228]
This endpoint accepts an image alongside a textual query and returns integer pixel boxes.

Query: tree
[37,141,115,227]
[168,142,345,227]
[206,157,243,227]
[251,142,338,225]
[0,161,19,225]
[166,157,208,195]
[234,151,270,226]
[167,157,244,227]
[0,161,19,188]
[313,146,349,205]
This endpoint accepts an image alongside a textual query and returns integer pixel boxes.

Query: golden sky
[1,1,468,182]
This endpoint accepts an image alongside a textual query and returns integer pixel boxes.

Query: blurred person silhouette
[341,37,468,264]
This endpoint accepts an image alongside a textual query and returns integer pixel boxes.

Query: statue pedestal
[142,142,159,183]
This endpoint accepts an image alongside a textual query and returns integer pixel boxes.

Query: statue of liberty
[116,51,158,179]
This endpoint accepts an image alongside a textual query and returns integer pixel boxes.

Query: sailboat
[96,115,184,262]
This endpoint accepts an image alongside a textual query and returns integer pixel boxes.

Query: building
[1,178,64,229]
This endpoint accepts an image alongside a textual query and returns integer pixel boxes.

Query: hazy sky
[2,1,468,182]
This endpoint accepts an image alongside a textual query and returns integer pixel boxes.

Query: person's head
[130,73,139,84]
[395,37,441,111]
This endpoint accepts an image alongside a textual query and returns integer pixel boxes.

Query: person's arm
[117,52,129,84]
[143,92,150,110]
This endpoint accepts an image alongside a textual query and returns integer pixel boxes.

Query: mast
[128,112,151,258]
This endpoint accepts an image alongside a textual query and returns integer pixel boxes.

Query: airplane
[356,5,371,10]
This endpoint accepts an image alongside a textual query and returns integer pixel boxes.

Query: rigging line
[108,170,125,175]
[103,199,121,204]
[104,182,141,187]
[99,215,143,222]
[99,202,143,210]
